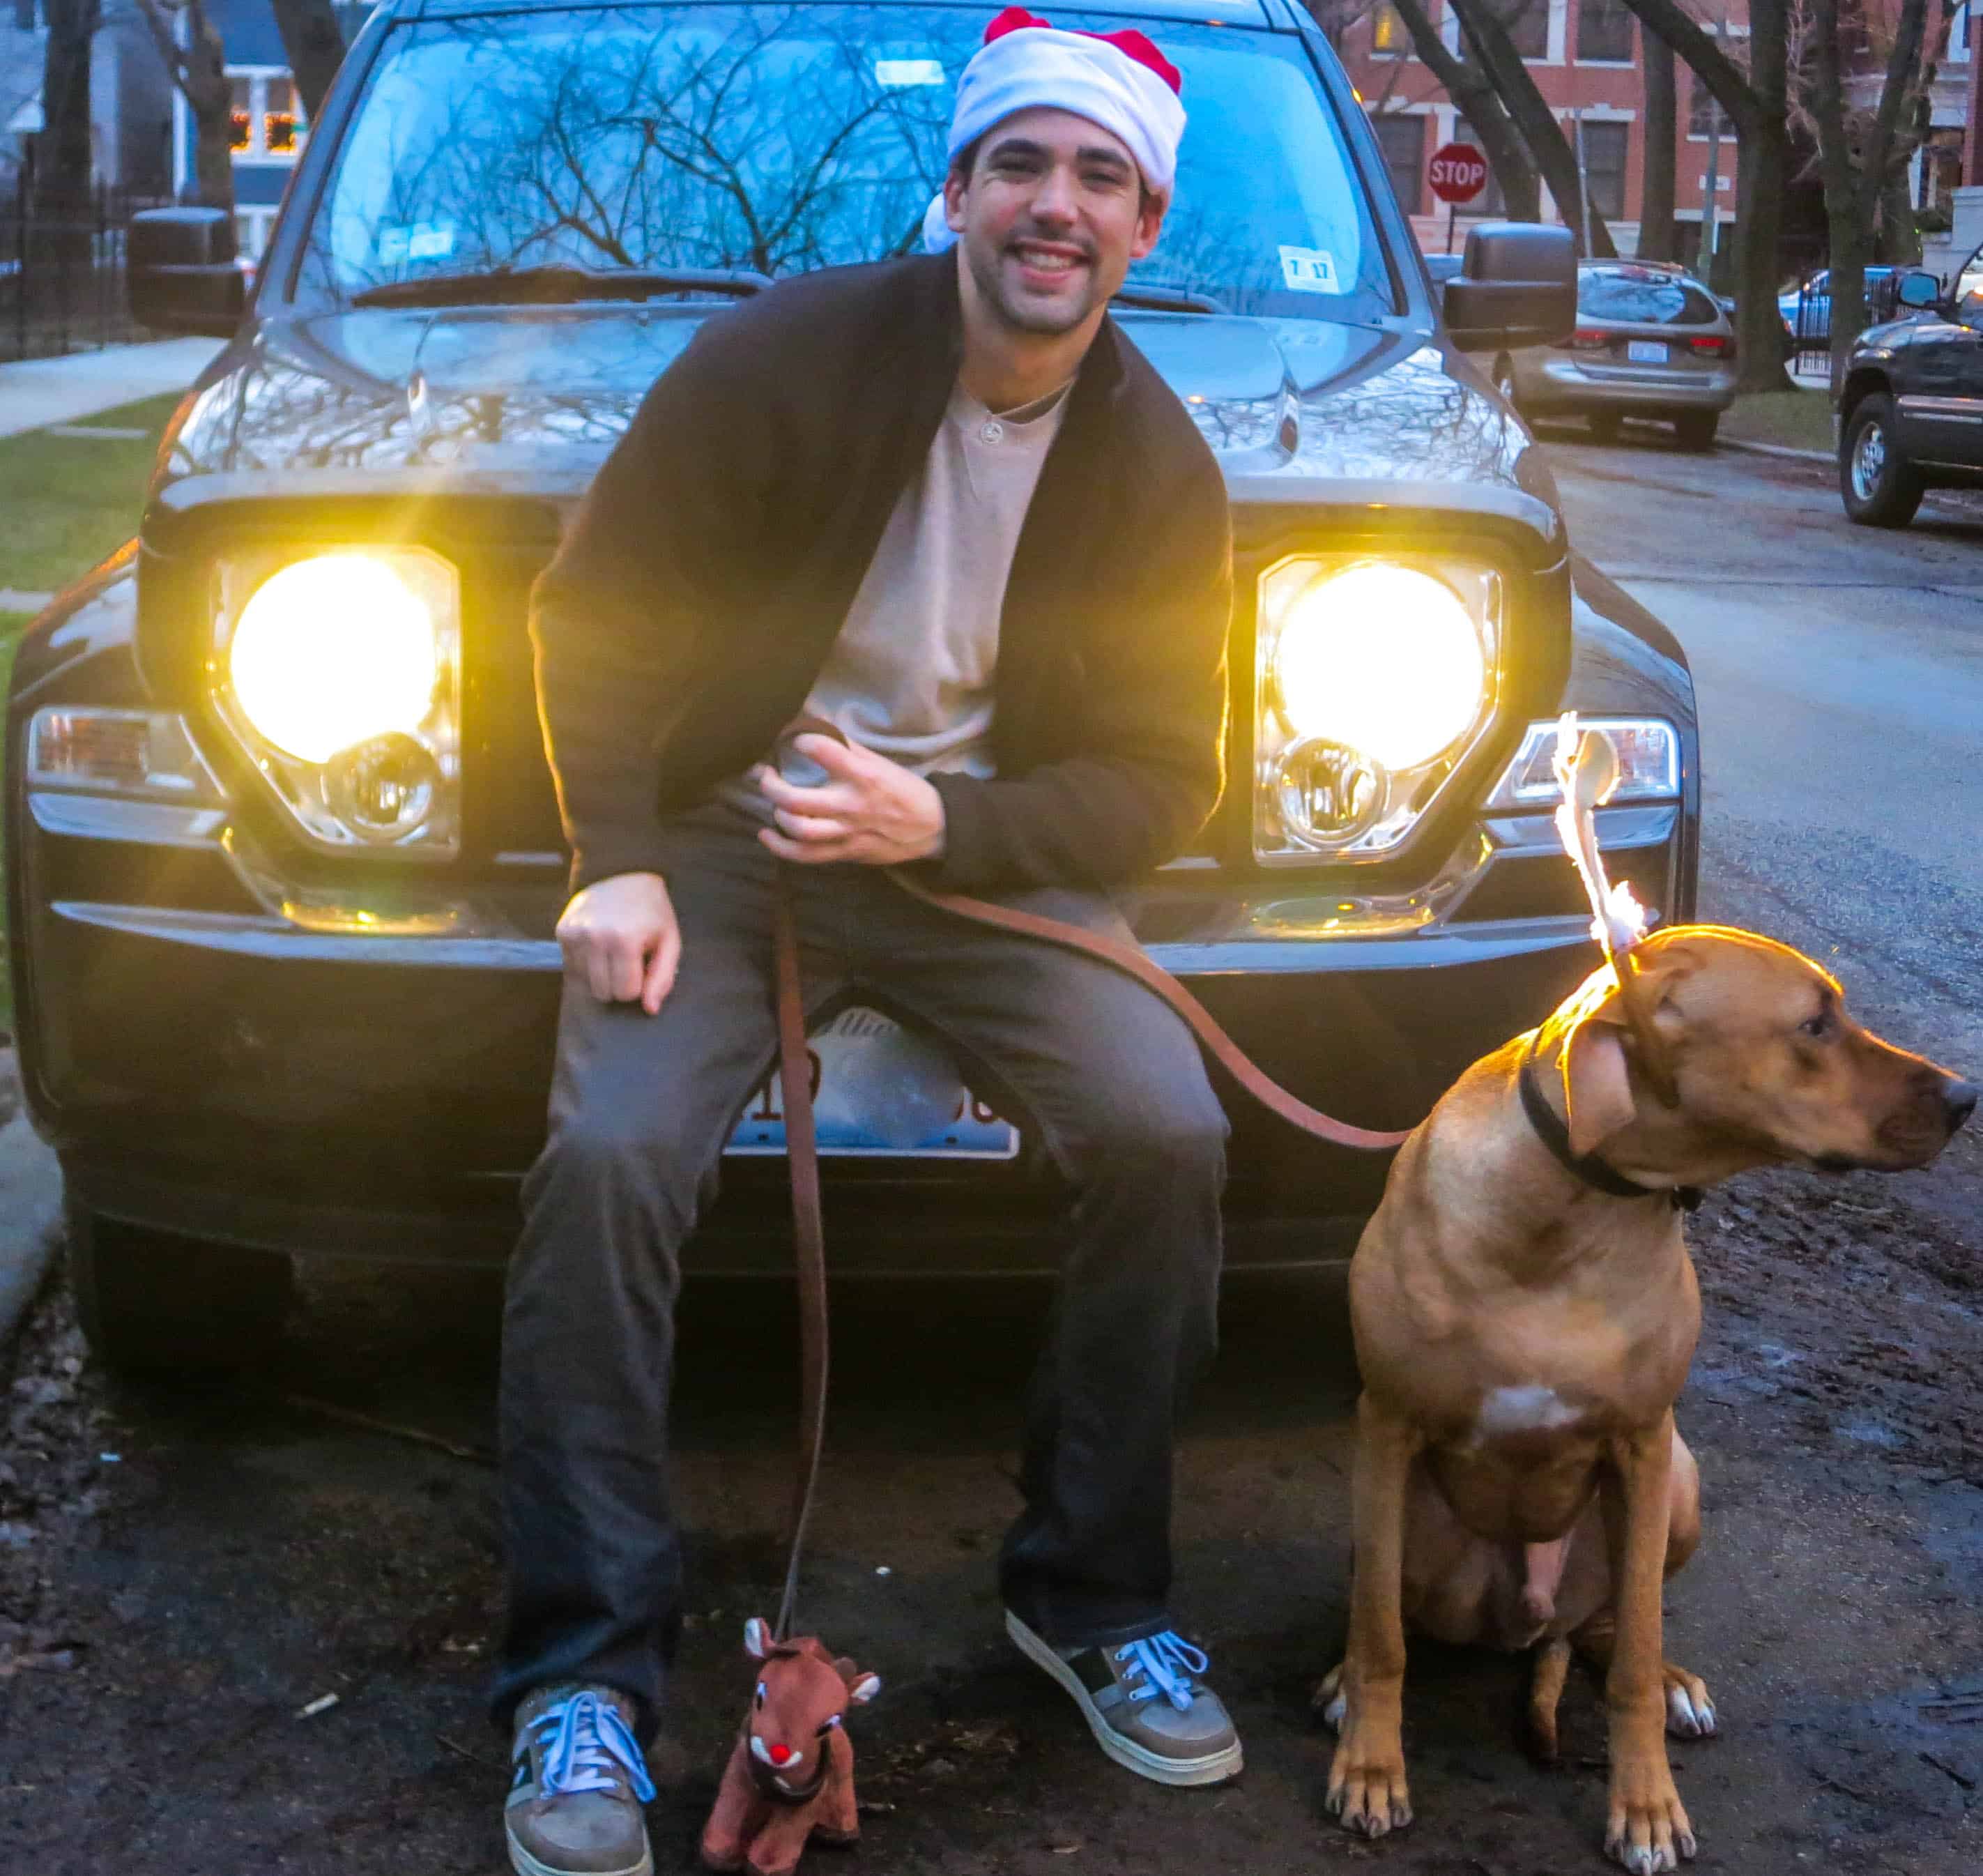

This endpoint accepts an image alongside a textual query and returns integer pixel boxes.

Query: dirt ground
[1,1133,1980,1876]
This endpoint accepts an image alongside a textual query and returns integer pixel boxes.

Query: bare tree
[1383,0,1542,221]
[1449,0,1618,255]
[268,0,346,126]
[1803,0,1937,386]
[33,0,98,243]
[1639,21,1679,261]
[132,0,234,214]
[1621,0,1791,391]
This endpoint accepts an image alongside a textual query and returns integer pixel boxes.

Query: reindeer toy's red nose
[767,1744,793,1767]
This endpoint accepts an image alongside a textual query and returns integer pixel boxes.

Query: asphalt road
[2,433,1982,1876]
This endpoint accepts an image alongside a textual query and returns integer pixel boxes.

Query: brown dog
[700,1617,880,1876]
[1319,924,1975,1873]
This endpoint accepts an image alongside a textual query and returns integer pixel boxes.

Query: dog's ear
[846,1672,881,1705]
[1561,1013,1639,1157]
[744,1617,772,1660]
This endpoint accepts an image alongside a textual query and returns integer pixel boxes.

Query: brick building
[1336,0,1974,269]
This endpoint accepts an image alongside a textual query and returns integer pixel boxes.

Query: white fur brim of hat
[921,24,1186,254]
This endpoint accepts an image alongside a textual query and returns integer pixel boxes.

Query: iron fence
[0,177,177,365]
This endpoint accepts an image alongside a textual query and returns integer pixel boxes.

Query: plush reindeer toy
[700,1617,881,1876]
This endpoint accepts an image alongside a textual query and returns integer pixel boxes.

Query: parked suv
[1839,245,1983,528]
[10,0,1699,1374]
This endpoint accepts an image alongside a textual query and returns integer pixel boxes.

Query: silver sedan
[1494,261,1738,450]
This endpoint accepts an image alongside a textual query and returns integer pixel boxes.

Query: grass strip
[0,391,183,595]
[1721,389,1837,455]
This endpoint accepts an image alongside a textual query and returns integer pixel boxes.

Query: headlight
[1255,554,1500,862]
[213,548,460,855]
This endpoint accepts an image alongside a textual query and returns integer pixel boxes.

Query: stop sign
[1427,143,1489,205]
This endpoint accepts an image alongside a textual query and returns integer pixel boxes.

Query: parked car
[13,0,1701,1375]
[1837,244,1983,527]
[1499,260,1736,449]
[1780,266,1897,347]
[1720,291,1797,363]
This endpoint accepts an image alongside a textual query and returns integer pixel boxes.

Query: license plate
[1627,340,1669,363]
[726,1006,1019,1159]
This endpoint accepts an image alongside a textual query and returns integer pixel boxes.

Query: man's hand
[753,733,947,866]
[556,871,681,1014]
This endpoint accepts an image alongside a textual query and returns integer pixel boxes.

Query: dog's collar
[1517,1037,1702,1213]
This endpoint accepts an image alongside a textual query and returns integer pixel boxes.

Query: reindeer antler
[1550,714,1679,1107]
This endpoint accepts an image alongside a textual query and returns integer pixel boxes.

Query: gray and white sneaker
[1006,1610,1243,1787]
[505,1683,656,1876]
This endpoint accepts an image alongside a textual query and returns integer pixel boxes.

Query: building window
[1370,1,1412,54]
[1581,119,1628,220]
[224,68,309,164]
[1459,0,1550,61]
[1689,75,1736,139]
[1576,0,1633,61]
[1372,112,1427,216]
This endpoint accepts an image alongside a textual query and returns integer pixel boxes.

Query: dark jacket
[530,252,1232,893]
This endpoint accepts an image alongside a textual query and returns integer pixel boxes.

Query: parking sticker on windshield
[1278,245,1342,294]
[875,58,945,86]
[376,222,455,267]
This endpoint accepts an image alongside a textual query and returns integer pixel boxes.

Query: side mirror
[128,207,246,338]
[1895,269,1942,312]
[1442,222,1577,353]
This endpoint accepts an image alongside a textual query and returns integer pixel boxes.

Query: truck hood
[161,300,1544,516]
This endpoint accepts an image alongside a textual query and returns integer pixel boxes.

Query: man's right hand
[556,871,680,1014]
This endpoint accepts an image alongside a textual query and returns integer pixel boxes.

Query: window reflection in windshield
[298,5,1395,321]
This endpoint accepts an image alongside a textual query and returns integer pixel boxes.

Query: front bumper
[20,790,1686,1276]
[1516,356,1738,415]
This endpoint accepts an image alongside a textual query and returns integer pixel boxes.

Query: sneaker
[1006,1609,1243,1787]
[505,1683,657,1876]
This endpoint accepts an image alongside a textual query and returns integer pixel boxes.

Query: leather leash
[763,774,1410,1638]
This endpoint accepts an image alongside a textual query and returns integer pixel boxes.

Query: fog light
[1274,737,1384,845]
[326,732,440,840]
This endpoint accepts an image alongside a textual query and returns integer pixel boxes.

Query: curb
[1717,436,1832,464]
[0,1055,63,1352]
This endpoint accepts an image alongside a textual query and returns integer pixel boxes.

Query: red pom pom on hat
[980,5,1184,96]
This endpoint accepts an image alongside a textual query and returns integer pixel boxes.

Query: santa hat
[921,7,1186,254]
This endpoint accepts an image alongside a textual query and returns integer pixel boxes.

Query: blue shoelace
[1115,1632,1210,1712]
[527,1690,657,1803]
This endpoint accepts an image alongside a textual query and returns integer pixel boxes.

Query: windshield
[1577,267,1719,327]
[296,4,1395,322]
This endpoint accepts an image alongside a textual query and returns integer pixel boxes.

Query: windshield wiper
[351,264,773,310]
[1111,284,1227,315]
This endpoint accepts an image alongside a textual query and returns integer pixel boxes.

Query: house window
[1460,0,1550,61]
[1689,75,1736,139]
[1370,1,1412,54]
[1372,112,1427,216]
[229,75,253,155]
[224,68,309,163]
[1576,0,1633,61]
[1581,119,1628,220]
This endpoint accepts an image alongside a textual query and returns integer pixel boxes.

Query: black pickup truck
[8,0,1699,1375]
[1839,243,1983,526]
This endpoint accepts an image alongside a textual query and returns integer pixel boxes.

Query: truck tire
[1840,393,1924,528]
[1673,411,1719,451]
[67,1199,295,1378]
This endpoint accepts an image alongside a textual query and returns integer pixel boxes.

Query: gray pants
[493,803,1227,1734]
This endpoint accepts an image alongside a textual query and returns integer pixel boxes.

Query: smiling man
[500,12,1236,1873]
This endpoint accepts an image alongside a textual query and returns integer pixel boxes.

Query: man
[498,12,1236,1873]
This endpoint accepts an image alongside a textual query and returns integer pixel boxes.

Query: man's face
[944,106,1166,337]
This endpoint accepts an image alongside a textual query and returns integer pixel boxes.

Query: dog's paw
[1325,1730,1411,1839]
[1605,1758,1697,1874]
[1662,1664,1716,1739]
[1311,1663,1347,1732]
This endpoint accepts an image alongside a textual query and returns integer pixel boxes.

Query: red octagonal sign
[1427,143,1489,205]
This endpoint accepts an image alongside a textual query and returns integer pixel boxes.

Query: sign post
[1427,142,1489,254]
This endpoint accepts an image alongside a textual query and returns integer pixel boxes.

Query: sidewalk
[0,337,226,440]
